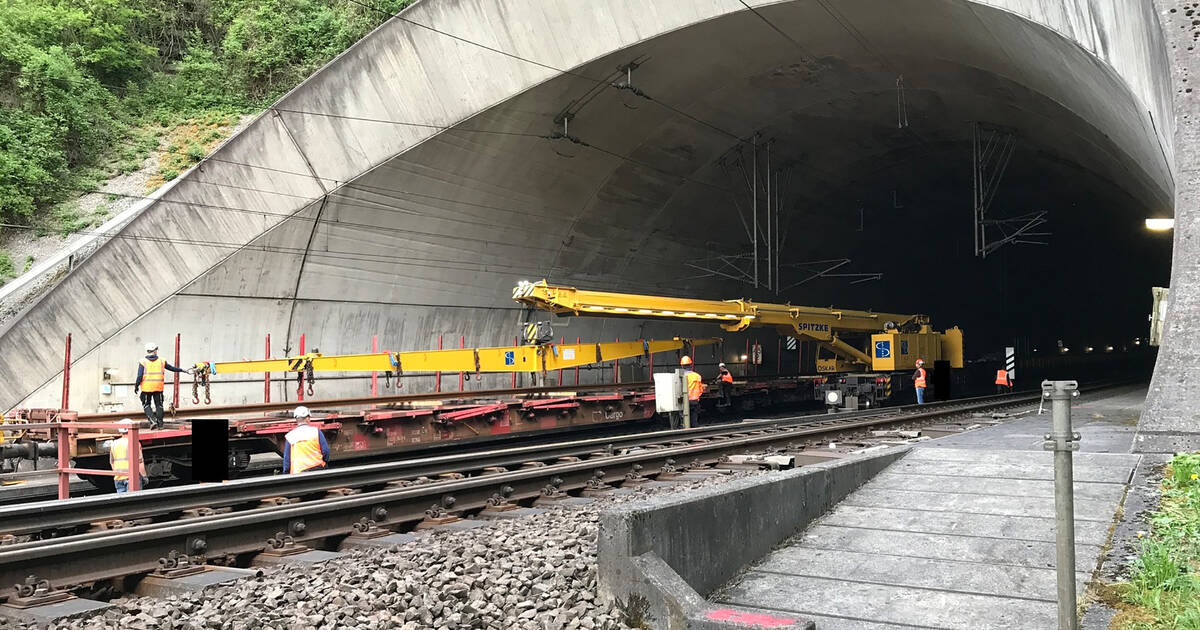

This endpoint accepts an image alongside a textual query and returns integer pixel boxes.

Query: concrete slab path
[714,386,1145,629]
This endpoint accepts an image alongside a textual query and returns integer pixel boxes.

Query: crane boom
[513,281,963,373]
[513,281,926,339]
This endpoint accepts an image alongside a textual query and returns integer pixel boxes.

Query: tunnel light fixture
[1085,347,1094,353]
[1145,218,1175,231]
[740,354,749,361]
[1106,346,1114,352]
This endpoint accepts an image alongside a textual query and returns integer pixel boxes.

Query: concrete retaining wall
[597,447,909,629]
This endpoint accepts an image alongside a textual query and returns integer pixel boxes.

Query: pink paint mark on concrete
[706,608,797,627]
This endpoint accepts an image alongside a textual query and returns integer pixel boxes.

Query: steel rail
[0,390,1055,591]
[0,390,1040,536]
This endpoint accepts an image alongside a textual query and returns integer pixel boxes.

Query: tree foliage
[0,0,411,224]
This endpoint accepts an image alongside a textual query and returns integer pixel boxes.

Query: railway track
[0,385,1108,600]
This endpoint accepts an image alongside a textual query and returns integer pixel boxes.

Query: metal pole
[61,334,71,411]
[614,337,620,384]
[752,136,758,288]
[435,335,442,393]
[172,333,181,410]
[57,423,69,500]
[459,336,465,392]
[129,426,142,492]
[575,336,581,386]
[677,368,691,429]
[766,141,772,291]
[647,338,654,380]
[264,334,271,403]
[371,335,379,397]
[297,334,306,402]
[1042,380,1080,630]
[512,337,518,389]
[558,336,565,386]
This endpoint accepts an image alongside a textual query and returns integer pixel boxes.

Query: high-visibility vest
[110,437,130,481]
[285,425,325,473]
[719,371,734,384]
[995,370,1012,386]
[686,371,705,401]
[140,358,165,392]
[914,368,927,388]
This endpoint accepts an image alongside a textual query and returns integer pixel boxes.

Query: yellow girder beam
[200,337,717,375]
[512,280,927,340]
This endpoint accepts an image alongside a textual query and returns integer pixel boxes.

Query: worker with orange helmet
[680,355,705,402]
[913,358,928,404]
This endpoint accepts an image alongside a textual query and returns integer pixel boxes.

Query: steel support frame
[972,122,1051,258]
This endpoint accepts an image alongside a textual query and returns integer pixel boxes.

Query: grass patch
[0,251,14,285]
[145,114,240,192]
[1109,452,1200,629]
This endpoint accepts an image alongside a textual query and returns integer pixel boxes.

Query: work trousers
[719,381,733,406]
[915,387,926,405]
[140,391,165,427]
[114,477,147,494]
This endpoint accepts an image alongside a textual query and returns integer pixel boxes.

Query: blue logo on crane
[874,341,891,358]
[504,351,515,366]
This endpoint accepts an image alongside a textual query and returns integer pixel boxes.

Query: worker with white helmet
[716,362,734,407]
[281,406,330,474]
[110,419,147,493]
[912,358,929,405]
[135,342,191,430]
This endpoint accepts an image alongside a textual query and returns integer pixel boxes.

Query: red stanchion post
[459,336,465,392]
[512,337,518,389]
[575,336,581,385]
[57,423,70,500]
[129,426,142,492]
[61,334,71,411]
[264,334,271,403]
[297,334,306,401]
[614,337,620,383]
[777,338,782,375]
[173,333,182,410]
[648,338,654,378]
[744,339,750,377]
[436,335,442,393]
[558,336,565,386]
[371,335,379,397]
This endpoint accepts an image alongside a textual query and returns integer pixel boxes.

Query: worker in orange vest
[912,358,929,404]
[716,362,734,406]
[110,419,147,493]
[995,368,1013,393]
[681,355,705,402]
[282,406,331,474]
[135,342,191,429]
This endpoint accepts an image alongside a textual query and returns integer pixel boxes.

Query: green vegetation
[0,0,412,230]
[0,250,13,284]
[1108,452,1200,629]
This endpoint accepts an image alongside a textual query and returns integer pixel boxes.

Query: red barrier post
[575,336,581,385]
[744,339,749,377]
[459,336,465,392]
[435,335,443,393]
[264,334,271,403]
[61,334,71,411]
[512,337,518,389]
[648,338,654,378]
[371,335,379,397]
[754,337,759,377]
[557,336,565,386]
[614,337,620,384]
[57,423,70,500]
[777,338,782,375]
[128,426,142,492]
[172,333,182,410]
[297,334,306,401]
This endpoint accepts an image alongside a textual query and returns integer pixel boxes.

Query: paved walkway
[714,386,1145,629]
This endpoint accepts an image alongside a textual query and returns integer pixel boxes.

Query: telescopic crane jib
[512,280,963,373]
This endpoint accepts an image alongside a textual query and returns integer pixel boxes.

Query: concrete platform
[715,387,1144,629]
[133,566,259,598]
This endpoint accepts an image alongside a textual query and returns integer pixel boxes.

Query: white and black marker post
[1042,380,1081,630]
[1005,346,1016,381]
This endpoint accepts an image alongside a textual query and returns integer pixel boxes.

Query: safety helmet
[293,406,311,419]
[718,362,726,368]
[915,358,925,366]
[117,418,134,434]
[145,342,158,353]
[680,355,693,366]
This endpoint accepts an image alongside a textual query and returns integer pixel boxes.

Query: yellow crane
[513,280,962,373]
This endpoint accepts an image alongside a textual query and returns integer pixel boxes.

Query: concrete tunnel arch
[0,0,1191,444]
